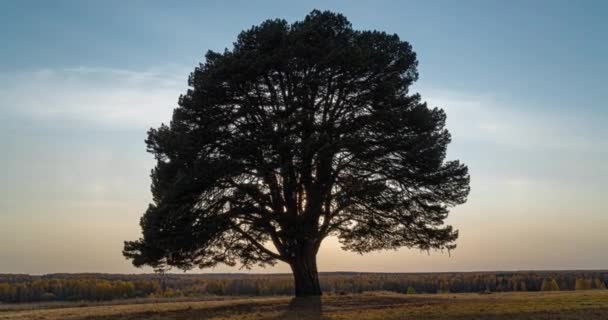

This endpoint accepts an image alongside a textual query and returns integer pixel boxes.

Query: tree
[575,278,593,290]
[541,278,560,291]
[123,10,470,297]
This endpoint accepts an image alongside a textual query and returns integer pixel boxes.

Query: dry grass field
[1,290,607,320]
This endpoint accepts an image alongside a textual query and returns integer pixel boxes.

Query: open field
[1,290,607,320]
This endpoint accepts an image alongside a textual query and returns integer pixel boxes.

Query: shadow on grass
[274,296,323,320]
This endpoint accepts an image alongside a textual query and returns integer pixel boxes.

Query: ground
[1,291,608,320]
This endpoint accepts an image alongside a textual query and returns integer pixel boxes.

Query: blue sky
[1,1,607,274]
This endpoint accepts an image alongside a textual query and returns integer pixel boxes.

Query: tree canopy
[124,10,470,296]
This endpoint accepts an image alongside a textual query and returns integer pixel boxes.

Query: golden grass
[1,290,607,320]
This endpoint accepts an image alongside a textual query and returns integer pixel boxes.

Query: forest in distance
[1,271,607,303]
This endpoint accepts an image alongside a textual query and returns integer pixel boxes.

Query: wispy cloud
[2,66,604,152]
[420,88,607,153]
[0,66,191,129]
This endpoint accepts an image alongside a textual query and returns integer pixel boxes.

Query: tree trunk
[289,245,322,297]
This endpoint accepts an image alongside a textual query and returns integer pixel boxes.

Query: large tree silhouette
[124,10,470,297]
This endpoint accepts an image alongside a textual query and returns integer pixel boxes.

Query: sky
[1,0,607,275]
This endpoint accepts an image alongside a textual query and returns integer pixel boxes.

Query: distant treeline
[0,271,607,303]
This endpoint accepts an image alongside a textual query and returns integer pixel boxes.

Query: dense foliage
[1,271,606,303]
[124,9,469,297]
